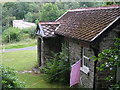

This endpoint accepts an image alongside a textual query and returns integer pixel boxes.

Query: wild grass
[2,38,37,49]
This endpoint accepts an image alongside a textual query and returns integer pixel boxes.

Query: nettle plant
[92,38,120,89]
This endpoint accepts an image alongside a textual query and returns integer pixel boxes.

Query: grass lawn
[2,49,69,88]
[17,73,69,88]
[2,50,37,71]
[2,39,37,49]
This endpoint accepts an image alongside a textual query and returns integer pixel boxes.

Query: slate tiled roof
[55,5,120,42]
[37,22,59,37]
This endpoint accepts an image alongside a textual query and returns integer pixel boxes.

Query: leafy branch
[92,38,120,89]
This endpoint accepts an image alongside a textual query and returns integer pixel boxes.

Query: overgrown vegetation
[2,27,36,43]
[40,43,70,85]
[2,27,21,43]
[0,65,25,89]
[92,38,120,89]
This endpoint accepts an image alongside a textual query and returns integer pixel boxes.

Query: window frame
[80,47,90,74]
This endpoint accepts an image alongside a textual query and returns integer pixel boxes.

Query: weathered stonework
[95,24,120,88]
[37,37,41,66]
[43,36,62,63]
[37,36,62,67]
[66,38,95,88]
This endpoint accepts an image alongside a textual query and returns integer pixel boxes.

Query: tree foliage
[40,3,62,21]
[92,38,120,89]
[2,27,21,43]
[2,27,36,43]
[105,2,120,5]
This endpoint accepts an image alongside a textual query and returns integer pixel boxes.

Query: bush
[28,27,36,39]
[20,33,30,40]
[0,65,25,89]
[2,26,36,43]
[21,26,36,39]
[92,38,120,89]
[41,43,70,85]
[21,28,30,34]
[2,27,21,43]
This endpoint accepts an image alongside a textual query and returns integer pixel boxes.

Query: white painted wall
[13,20,36,29]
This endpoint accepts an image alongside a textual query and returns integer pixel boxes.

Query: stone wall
[66,38,95,88]
[95,24,120,88]
[37,37,41,66]
[37,36,62,66]
[43,36,62,61]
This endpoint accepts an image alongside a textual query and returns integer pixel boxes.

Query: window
[80,47,90,74]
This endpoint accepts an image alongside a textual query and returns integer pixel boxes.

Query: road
[0,46,37,53]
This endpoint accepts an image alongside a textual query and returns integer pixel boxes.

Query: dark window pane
[84,48,90,57]
[84,58,89,67]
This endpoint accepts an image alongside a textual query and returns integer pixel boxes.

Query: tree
[2,2,29,30]
[12,2,29,19]
[2,2,29,19]
[92,38,120,89]
[105,1,120,5]
[40,3,62,21]
[25,12,41,23]
[25,12,34,22]
[2,27,21,43]
[28,3,41,13]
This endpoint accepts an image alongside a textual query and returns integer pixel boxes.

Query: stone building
[36,5,120,89]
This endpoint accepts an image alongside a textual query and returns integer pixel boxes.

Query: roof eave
[55,11,68,22]
[90,16,120,43]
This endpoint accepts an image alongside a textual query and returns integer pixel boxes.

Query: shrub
[0,65,25,89]
[28,27,36,39]
[2,27,21,43]
[92,38,120,89]
[20,33,30,40]
[2,26,36,43]
[21,28,30,33]
[21,26,36,39]
[41,43,70,85]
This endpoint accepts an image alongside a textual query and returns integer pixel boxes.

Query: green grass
[17,73,69,88]
[2,49,69,88]
[2,39,37,49]
[2,50,37,71]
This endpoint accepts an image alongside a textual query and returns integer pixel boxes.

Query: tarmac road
[0,46,37,53]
